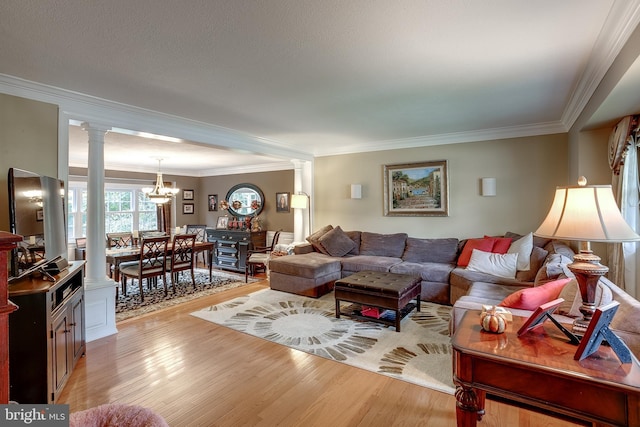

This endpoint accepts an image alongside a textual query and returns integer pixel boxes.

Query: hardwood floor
[58,274,583,426]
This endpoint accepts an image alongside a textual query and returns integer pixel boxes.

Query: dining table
[106,240,214,283]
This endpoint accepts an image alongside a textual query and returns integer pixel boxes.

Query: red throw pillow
[457,237,496,267]
[499,278,572,310]
[487,236,512,254]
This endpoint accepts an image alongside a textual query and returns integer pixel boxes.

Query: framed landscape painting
[383,160,449,217]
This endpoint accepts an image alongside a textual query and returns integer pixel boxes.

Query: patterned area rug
[116,269,253,322]
[191,289,454,394]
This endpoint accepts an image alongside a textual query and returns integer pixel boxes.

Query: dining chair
[106,232,134,248]
[167,233,197,293]
[119,235,169,302]
[245,231,281,282]
[185,224,207,266]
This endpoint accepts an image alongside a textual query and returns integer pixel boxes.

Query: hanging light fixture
[142,159,179,204]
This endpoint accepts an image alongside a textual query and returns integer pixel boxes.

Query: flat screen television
[8,167,68,280]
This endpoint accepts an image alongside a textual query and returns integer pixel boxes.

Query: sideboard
[207,229,266,273]
[8,261,86,403]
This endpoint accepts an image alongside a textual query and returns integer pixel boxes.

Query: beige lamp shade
[290,194,309,209]
[535,179,640,242]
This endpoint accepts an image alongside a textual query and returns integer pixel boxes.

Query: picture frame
[183,189,194,200]
[36,209,44,222]
[276,192,290,213]
[208,194,218,211]
[383,160,449,217]
[216,216,229,229]
[574,301,632,363]
[183,203,194,214]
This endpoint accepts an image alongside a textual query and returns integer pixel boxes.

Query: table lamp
[534,177,640,333]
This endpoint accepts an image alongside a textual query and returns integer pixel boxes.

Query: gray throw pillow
[319,226,357,257]
[306,224,333,255]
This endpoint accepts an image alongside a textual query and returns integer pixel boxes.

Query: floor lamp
[291,192,311,238]
[534,177,640,333]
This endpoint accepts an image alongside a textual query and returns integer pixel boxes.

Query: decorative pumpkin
[480,306,507,334]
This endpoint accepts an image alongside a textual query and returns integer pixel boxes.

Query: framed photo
[208,194,218,211]
[216,216,229,229]
[383,160,449,217]
[183,189,194,200]
[183,203,194,214]
[36,209,44,222]
[276,192,290,212]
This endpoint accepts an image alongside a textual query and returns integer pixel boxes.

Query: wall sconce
[350,184,362,199]
[481,178,497,197]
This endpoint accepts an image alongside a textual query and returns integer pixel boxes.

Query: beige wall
[199,170,294,232]
[314,134,570,239]
[0,93,58,231]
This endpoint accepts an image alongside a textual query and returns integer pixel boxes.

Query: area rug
[191,289,454,394]
[116,269,254,322]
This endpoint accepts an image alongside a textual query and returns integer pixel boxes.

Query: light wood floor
[58,273,583,427]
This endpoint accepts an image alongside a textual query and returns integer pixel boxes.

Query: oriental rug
[191,289,454,394]
[116,269,254,322]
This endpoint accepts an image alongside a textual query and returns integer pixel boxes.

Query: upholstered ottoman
[269,252,341,298]
[335,271,421,332]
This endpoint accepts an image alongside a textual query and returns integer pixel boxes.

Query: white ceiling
[3,1,640,176]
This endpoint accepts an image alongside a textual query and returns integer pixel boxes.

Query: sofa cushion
[306,225,333,255]
[499,277,571,310]
[457,237,496,267]
[340,255,403,273]
[507,232,533,271]
[390,261,455,283]
[318,226,357,257]
[359,232,407,258]
[466,249,518,279]
[268,252,341,278]
[344,230,361,255]
[515,246,549,282]
[402,237,459,263]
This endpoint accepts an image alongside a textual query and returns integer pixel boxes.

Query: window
[68,181,158,240]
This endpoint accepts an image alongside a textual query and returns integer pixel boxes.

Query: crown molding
[313,121,567,157]
[0,74,312,163]
[561,0,640,129]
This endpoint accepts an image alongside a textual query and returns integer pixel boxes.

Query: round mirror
[225,183,264,217]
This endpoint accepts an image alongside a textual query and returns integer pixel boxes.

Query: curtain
[607,115,639,297]
[156,200,172,233]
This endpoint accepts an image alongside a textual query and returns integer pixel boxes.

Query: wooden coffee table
[334,271,421,332]
[452,310,640,427]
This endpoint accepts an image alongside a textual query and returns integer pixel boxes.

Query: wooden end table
[452,310,640,427]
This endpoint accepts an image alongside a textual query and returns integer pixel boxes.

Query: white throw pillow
[466,249,518,279]
[507,232,533,271]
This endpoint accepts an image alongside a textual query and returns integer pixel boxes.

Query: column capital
[81,121,112,134]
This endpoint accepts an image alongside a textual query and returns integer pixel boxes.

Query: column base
[84,277,118,342]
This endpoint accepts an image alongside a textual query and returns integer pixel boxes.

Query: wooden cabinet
[8,261,85,403]
[207,230,266,273]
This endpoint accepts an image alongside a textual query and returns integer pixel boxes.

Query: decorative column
[0,231,21,403]
[291,159,312,242]
[81,122,118,341]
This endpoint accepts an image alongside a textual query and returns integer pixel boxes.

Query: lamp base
[568,250,608,335]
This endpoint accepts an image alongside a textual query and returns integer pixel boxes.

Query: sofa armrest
[294,243,315,255]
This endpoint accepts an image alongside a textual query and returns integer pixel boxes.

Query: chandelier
[142,159,179,204]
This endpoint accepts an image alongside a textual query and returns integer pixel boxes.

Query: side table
[451,310,640,427]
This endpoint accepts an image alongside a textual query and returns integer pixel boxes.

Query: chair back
[268,231,282,251]
[107,232,134,248]
[170,233,197,272]
[137,235,169,278]
[185,225,207,243]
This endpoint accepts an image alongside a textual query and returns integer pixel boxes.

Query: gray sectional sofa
[268,225,640,338]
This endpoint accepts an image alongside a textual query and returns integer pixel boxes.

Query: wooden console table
[452,310,640,427]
